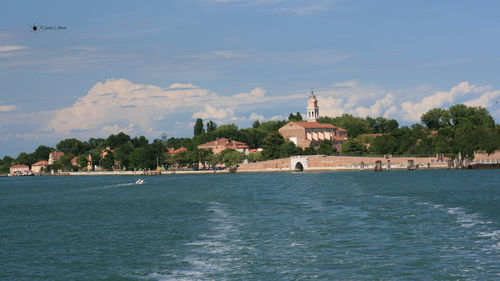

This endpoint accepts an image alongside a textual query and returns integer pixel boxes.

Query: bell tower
[307,90,319,122]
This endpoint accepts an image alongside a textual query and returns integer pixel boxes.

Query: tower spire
[307,89,319,122]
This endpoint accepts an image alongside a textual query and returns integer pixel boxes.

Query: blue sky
[1,0,500,157]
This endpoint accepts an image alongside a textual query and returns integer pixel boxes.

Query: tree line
[1,104,499,173]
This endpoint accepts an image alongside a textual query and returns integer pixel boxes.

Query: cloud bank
[2,78,500,156]
[43,79,302,139]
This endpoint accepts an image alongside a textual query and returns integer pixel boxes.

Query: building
[48,152,65,165]
[101,147,114,159]
[10,165,30,176]
[169,147,188,155]
[31,161,49,173]
[279,91,348,151]
[198,138,250,154]
[87,154,93,171]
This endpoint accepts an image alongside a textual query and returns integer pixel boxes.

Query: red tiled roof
[10,164,29,168]
[50,152,65,157]
[169,147,187,154]
[198,138,249,149]
[333,136,348,141]
[292,121,337,129]
[337,127,347,131]
[32,161,49,166]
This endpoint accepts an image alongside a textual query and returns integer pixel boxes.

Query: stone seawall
[307,156,444,170]
[237,158,291,172]
[238,155,448,172]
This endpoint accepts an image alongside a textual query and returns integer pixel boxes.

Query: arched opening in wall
[295,162,304,171]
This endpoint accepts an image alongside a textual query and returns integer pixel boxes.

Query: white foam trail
[446,207,490,228]
[172,201,241,279]
[478,230,500,238]
[93,182,136,189]
[416,201,443,209]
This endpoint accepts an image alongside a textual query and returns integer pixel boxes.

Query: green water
[1,170,500,280]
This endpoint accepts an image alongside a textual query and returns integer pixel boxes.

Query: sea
[1,169,500,280]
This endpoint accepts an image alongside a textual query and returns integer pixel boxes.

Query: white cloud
[383,105,398,118]
[319,97,346,117]
[0,45,26,52]
[280,4,329,15]
[332,81,358,88]
[464,90,500,108]
[309,81,500,123]
[270,114,286,121]
[184,50,250,60]
[0,103,17,112]
[4,79,500,154]
[40,79,301,140]
[400,82,474,122]
[233,87,266,102]
[44,79,210,137]
[212,0,333,15]
[354,93,395,118]
[193,105,237,120]
[249,112,265,121]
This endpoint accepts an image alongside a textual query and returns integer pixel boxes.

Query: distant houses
[9,165,30,176]
[48,152,65,165]
[31,161,49,173]
[168,147,187,155]
[197,138,251,154]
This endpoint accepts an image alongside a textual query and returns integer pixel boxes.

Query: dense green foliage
[288,112,303,122]
[319,115,399,137]
[2,104,500,174]
[364,105,499,158]
[194,118,205,136]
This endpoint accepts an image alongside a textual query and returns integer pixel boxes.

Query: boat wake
[92,182,136,189]
[148,202,250,280]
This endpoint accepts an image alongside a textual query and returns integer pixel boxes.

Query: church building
[278,91,348,151]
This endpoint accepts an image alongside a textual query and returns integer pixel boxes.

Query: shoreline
[4,165,474,177]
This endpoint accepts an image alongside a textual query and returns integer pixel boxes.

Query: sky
[1,0,500,157]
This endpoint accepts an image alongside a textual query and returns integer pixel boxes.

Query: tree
[206,120,217,132]
[53,153,75,171]
[317,140,336,155]
[106,132,131,149]
[194,118,205,136]
[77,154,88,170]
[102,152,114,170]
[421,108,449,130]
[131,136,149,148]
[246,152,264,162]
[114,143,133,169]
[341,139,367,155]
[215,124,239,139]
[262,131,285,159]
[88,138,105,150]
[373,117,399,133]
[288,112,303,122]
[252,120,261,129]
[56,138,87,155]
[32,145,54,162]
[0,156,14,174]
[320,114,373,138]
[220,149,245,168]
[368,135,397,155]
[16,152,31,165]
[449,104,494,128]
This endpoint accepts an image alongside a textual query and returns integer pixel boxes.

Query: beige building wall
[278,123,311,149]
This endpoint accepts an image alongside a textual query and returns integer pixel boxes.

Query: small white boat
[135,179,144,184]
